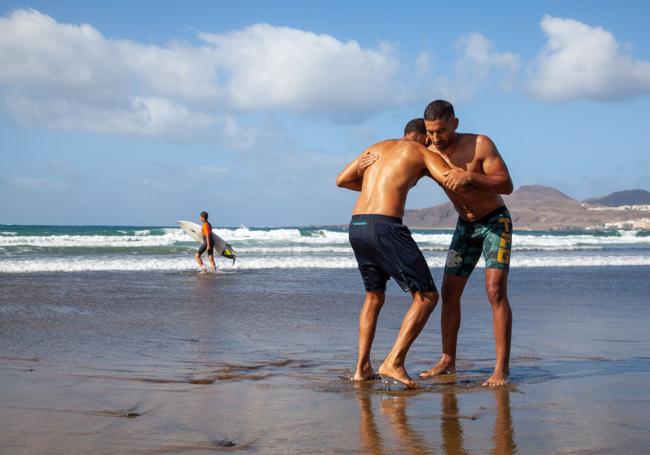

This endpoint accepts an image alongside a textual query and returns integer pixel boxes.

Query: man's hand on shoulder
[357,150,379,176]
[336,148,379,191]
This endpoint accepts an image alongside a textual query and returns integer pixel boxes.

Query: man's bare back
[335,119,451,389]
[351,139,449,218]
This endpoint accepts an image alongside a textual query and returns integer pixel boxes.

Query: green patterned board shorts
[444,206,512,277]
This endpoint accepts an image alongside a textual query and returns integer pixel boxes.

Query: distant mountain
[404,185,650,230]
[584,189,650,207]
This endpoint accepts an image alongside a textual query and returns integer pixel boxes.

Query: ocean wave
[2,226,650,251]
[2,254,649,273]
[513,234,650,248]
[0,230,192,248]
[217,227,350,243]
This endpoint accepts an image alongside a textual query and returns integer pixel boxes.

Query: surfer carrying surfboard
[195,211,217,273]
[336,118,451,389]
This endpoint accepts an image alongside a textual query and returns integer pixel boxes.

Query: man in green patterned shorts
[445,206,513,278]
[418,100,514,386]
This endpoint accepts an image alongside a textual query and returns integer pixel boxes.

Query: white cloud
[0,9,405,140]
[4,91,234,141]
[529,15,650,101]
[199,25,404,112]
[432,32,520,101]
[455,33,520,84]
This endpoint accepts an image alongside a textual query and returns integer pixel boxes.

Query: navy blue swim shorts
[348,214,436,293]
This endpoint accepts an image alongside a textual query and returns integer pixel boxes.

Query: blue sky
[1,1,649,226]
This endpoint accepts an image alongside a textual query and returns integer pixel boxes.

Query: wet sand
[1,267,649,454]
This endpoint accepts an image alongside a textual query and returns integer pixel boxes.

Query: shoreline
[2,267,650,453]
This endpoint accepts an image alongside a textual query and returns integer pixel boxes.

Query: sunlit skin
[357,115,514,387]
[336,132,450,388]
[336,132,447,219]
[424,116,513,222]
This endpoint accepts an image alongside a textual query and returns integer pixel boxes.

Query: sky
[1,0,649,226]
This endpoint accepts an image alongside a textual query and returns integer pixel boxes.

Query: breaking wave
[1,224,649,273]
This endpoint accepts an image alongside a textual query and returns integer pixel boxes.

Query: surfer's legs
[420,274,468,378]
[207,252,216,272]
[483,268,511,387]
[354,291,385,381]
[195,252,205,270]
[379,291,438,388]
[196,243,208,271]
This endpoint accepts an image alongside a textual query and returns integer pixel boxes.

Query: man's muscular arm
[471,136,513,194]
[335,150,378,191]
[444,135,513,194]
[420,145,451,184]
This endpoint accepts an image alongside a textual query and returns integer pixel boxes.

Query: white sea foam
[1,225,649,254]
[217,227,350,244]
[238,246,353,254]
[2,254,649,273]
[0,230,192,248]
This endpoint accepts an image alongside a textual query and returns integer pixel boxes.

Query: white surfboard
[177,221,236,263]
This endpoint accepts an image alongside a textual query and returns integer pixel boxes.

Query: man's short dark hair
[200,211,208,220]
[404,118,426,136]
[423,100,455,120]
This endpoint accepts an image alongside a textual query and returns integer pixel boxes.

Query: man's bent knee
[441,292,461,308]
[486,281,508,305]
[415,290,438,312]
[441,286,461,309]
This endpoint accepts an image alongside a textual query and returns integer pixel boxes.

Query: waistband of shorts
[350,214,403,225]
[462,205,509,225]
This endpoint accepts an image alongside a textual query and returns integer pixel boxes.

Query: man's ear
[453,117,459,130]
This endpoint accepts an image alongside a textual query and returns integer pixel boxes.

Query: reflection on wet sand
[357,385,386,455]
[492,388,517,455]
[382,396,430,454]
[356,385,517,455]
[440,390,468,455]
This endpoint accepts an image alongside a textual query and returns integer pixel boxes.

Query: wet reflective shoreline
[2,268,649,454]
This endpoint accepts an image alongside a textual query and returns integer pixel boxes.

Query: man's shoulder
[399,139,426,152]
[369,138,399,150]
[460,133,495,154]
[369,138,426,157]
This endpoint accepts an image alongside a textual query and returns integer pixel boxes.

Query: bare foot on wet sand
[378,362,417,389]
[353,363,378,381]
[482,370,509,387]
[419,358,456,378]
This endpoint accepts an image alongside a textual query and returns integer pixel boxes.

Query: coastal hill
[404,185,650,230]
[584,189,650,207]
